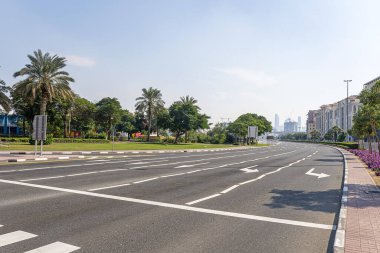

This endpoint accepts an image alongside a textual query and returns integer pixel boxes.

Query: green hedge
[52,138,110,144]
[0,137,30,143]
[281,140,359,149]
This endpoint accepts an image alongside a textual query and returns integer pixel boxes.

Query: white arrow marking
[305,168,330,179]
[175,162,209,168]
[240,165,259,173]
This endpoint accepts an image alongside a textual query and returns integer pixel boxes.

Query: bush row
[282,140,359,149]
[0,136,110,144]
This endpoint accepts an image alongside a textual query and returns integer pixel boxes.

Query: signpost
[32,115,47,156]
[248,126,258,145]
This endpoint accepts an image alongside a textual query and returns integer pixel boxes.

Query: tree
[135,87,164,142]
[71,97,96,136]
[354,81,380,154]
[13,49,75,115]
[0,78,12,113]
[116,109,136,139]
[167,98,210,143]
[310,130,321,141]
[227,113,272,144]
[95,97,122,139]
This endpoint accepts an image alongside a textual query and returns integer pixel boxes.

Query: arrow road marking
[175,162,210,168]
[240,165,258,173]
[305,168,330,179]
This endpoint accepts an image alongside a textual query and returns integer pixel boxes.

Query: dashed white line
[25,241,80,253]
[186,194,222,205]
[220,185,239,194]
[133,177,159,184]
[0,230,37,247]
[89,183,131,191]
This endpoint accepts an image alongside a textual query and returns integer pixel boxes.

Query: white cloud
[66,55,96,67]
[215,68,277,87]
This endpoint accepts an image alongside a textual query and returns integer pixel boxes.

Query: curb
[7,155,86,163]
[333,147,348,253]
[2,146,261,162]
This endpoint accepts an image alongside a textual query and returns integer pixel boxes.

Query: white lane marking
[186,194,222,205]
[89,183,131,191]
[220,185,239,194]
[307,155,312,158]
[133,177,159,184]
[87,160,108,162]
[58,157,70,160]
[21,176,66,182]
[240,165,259,173]
[187,154,311,204]
[186,169,202,174]
[67,172,99,177]
[107,156,114,158]
[25,241,80,253]
[0,149,274,174]
[0,179,333,230]
[0,230,37,247]
[305,168,330,179]
[161,172,187,178]
[175,162,210,168]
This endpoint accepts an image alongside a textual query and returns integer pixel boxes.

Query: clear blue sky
[1,0,379,127]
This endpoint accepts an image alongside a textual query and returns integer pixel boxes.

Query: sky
[1,0,380,128]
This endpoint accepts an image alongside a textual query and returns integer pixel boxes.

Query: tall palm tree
[13,49,75,115]
[135,87,164,141]
[180,95,199,109]
[0,79,12,112]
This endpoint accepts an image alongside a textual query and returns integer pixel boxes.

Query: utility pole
[344,80,352,142]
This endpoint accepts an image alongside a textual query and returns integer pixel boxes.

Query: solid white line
[25,241,80,253]
[58,157,70,160]
[220,185,239,194]
[186,194,221,205]
[0,230,37,247]
[89,183,131,191]
[133,177,159,184]
[0,178,334,230]
[161,173,187,178]
[67,172,99,177]
[20,176,66,182]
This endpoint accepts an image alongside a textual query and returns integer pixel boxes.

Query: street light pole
[344,80,352,142]
[111,117,114,152]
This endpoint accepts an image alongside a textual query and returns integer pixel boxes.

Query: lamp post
[344,80,352,142]
[111,117,114,151]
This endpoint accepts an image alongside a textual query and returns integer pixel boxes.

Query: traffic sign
[32,115,47,140]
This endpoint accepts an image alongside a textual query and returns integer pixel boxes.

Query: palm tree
[13,50,75,115]
[0,79,12,112]
[180,95,200,109]
[135,87,164,141]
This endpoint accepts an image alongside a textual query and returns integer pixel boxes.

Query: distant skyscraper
[275,114,279,132]
[297,116,301,132]
[284,118,298,133]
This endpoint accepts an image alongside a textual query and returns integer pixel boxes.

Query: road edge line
[331,147,347,253]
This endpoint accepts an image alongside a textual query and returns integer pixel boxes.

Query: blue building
[0,114,22,136]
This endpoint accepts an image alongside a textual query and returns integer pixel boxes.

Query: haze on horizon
[1,0,379,127]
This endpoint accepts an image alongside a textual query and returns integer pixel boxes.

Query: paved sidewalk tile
[343,150,380,253]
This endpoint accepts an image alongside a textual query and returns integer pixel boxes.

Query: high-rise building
[297,116,301,132]
[363,76,380,90]
[284,118,298,133]
[274,114,279,132]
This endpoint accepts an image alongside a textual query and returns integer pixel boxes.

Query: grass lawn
[0,142,268,151]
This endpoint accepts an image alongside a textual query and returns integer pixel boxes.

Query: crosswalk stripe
[25,241,80,253]
[0,230,37,247]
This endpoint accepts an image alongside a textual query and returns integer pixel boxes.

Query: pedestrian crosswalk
[0,224,80,253]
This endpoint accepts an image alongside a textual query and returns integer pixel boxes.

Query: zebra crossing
[0,224,79,253]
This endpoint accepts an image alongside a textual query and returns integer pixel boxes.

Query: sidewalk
[343,150,380,253]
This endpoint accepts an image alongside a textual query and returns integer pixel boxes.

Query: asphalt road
[0,142,344,253]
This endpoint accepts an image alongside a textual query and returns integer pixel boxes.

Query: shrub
[349,149,380,169]
[29,134,53,145]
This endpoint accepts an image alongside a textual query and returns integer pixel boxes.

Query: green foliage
[227,113,272,142]
[0,78,12,112]
[167,97,210,143]
[95,97,123,139]
[71,97,96,135]
[52,138,109,143]
[13,49,75,115]
[0,137,29,143]
[280,132,307,140]
[135,87,165,141]
[29,134,53,145]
